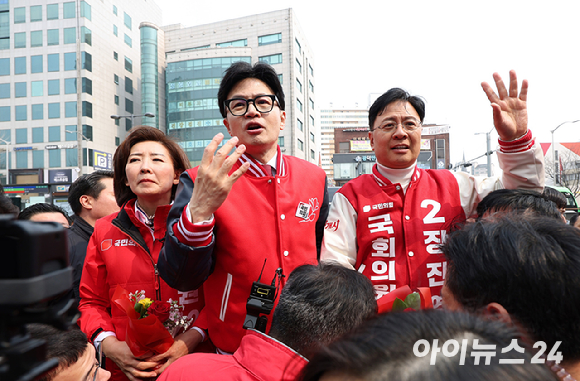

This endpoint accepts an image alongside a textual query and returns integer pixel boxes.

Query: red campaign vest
[340,165,465,308]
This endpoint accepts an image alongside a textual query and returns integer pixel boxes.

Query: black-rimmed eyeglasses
[225,95,278,116]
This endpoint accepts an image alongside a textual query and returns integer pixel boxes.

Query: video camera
[0,215,77,381]
[243,260,284,333]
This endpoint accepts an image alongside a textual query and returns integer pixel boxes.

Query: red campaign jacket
[323,166,464,308]
[157,329,308,381]
[158,148,329,353]
[78,199,204,381]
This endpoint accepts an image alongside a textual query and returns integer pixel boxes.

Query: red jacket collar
[237,145,286,178]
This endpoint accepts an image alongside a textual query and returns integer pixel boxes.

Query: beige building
[153,9,317,166]
[320,106,368,185]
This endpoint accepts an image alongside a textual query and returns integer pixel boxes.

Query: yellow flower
[139,298,153,309]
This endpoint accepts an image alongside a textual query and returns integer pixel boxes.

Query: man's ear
[482,302,513,326]
[79,195,93,211]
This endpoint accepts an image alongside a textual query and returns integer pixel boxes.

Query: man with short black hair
[67,170,118,301]
[158,263,376,380]
[27,324,110,381]
[18,203,72,228]
[442,215,580,379]
[159,61,329,354]
[475,188,564,220]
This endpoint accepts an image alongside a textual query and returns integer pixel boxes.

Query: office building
[0,0,162,196]
[154,9,317,166]
[320,106,368,184]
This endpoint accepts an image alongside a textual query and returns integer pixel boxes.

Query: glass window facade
[48,126,60,141]
[114,95,119,105]
[0,83,8,98]
[47,53,59,72]
[295,58,302,73]
[0,11,8,51]
[125,76,132,94]
[298,139,304,151]
[296,78,302,93]
[16,151,28,169]
[30,6,42,22]
[297,98,302,112]
[64,52,76,70]
[166,56,251,164]
[14,7,25,23]
[48,103,60,118]
[31,30,43,47]
[114,74,119,84]
[49,149,61,167]
[297,118,303,131]
[65,78,76,94]
[63,2,75,18]
[0,107,9,122]
[310,132,315,142]
[216,39,247,48]
[124,34,132,47]
[114,51,118,60]
[15,82,26,97]
[125,98,133,113]
[278,136,285,147]
[15,105,27,121]
[83,77,92,95]
[48,79,59,95]
[125,56,132,72]
[82,52,92,71]
[258,33,281,46]
[66,148,77,167]
[47,4,59,20]
[65,102,76,118]
[32,127,43,143]
[47,29,59,45]
[14,32,26,48]
[32,104,43,120]
[65,124,76,141]
[113,25,118,37]
[31,81,43,96]
[14,57,25,74]
[31,55,43,73]
[295,38,301,53]
[33,150,44,168]
[0,58,8,75]
[81,26,91,45]
[82,101,92,118]
[124,12,132,29]
[15,128,27,144]
[64,27,75,44]
[81,1,91,20]
[113,5,117,15]
[259,53,282,65]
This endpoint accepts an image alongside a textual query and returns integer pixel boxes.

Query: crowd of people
[1,61,579,381]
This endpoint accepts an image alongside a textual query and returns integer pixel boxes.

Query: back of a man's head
[18,203,71,227]
[68,170,115,216]
[269,263,377,359]
[476,188,563,220]
[300,310,559,381]
[26,324,94,381]
[442,215,580,364]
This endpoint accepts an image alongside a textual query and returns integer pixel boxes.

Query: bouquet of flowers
[111,286,194,357]
[376,285,433,314]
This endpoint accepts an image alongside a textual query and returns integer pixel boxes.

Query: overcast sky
[158,0,580,165]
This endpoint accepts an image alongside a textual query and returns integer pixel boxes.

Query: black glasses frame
[224,95,278,116]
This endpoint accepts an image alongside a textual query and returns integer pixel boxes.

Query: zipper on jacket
[154,264,161,301]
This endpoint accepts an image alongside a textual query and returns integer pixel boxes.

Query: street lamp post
[66,130,90,174]
[551,120,580,185]
[110,112,155,128]
[474,128,494,177]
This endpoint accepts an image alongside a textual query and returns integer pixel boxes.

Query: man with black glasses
[158,61,328,355]
[321,71,544,309]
